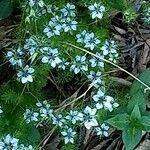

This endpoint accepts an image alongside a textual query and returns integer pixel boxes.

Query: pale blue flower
[23,109,39,124]
[58,58,70,70]
[88,2,105,19]
[70,55,88,74]
[52,114,66,127]
[89,53,104,68]
[6,48,24,67]
[66,110,83,124]
[76,30,89,43]
[0,106,3,114]
[101,40,118,63]
[87,71,101,81]
[41,47,62,68]
[19,144,34,150]
[84,32,100,50]
[36,100,53,119]
[28,0,44,7]
[82,106,98,129]
[95,123,110,137]
[61,128,76,144]
[60,3,76,17]
[17,65,35,84]
[43,20,61,38]
[101,40,117,56]
[93,90,119,111]
[0,134,19,150]
[62,18,78,32]
[47,4,59,14]
[24,37,38,55]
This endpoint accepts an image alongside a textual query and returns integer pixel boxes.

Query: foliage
[107,70,150,150]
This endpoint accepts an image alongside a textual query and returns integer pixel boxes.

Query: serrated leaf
[122,128,142,150]
[141,116,150,132]
[0,0,12,20]
[107,113,129,130]
[131,105,141,120]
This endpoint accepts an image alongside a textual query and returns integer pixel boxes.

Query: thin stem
[65,43,150,90]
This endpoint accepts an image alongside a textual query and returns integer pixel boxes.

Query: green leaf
[107,113,129,130]
[131,105,141,120]
[122,128,142,150]
[130,69,150,98]
[127,89,146,113]
[141,116,150,132]
[27,124,41,144]
[0,0,12,20]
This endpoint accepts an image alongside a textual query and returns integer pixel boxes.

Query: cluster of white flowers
[143,7,150,24]
[44,3,77,38]
[40,47,62,68]
[93,89,119,111]
[76,30,101,50]
[101,40,119,63]
[5,1,121,146]
[88,2,106,19]
[0,134,34,150]
[6,48,24,67]
[24,36,38,56]
[70,55,88,74]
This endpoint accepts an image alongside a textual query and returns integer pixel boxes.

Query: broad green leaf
[27,124,41,144]
[130,69,150,98]
[122,128,142,150]
[127,89,146,113]
[131,105,141,120]
[141,116,150,132]
[107,113,129,130]
[0,0,12,20]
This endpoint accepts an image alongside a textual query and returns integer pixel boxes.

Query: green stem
[65,42,150,90]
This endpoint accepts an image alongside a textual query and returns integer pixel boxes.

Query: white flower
[19,144,34,150]
[0,106,3,114]
[24,37,38,55]
[84,32,100,50]
[83,106,98,129]
[101,40,118,63]
[41,47,62,68]
[88,2,105,19]
[62,18,78,32]
[17,65,35,84]
[36,100,53,119]
[93,90,119,111]
[95,123,110,137]
[23,109,39,124]
[58,58,70,70]
[52,114,66,127]
[66,110,83,124]
[87,71,101,81]
[43,20,61,38]
[0,134,19,150]
[76,30,89,43]
[6,48,24,67]
[60,3,76,17]
[61,128,76,144]
[28,0,45,7]
[89,53,104,68]
[70,55,88,74]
